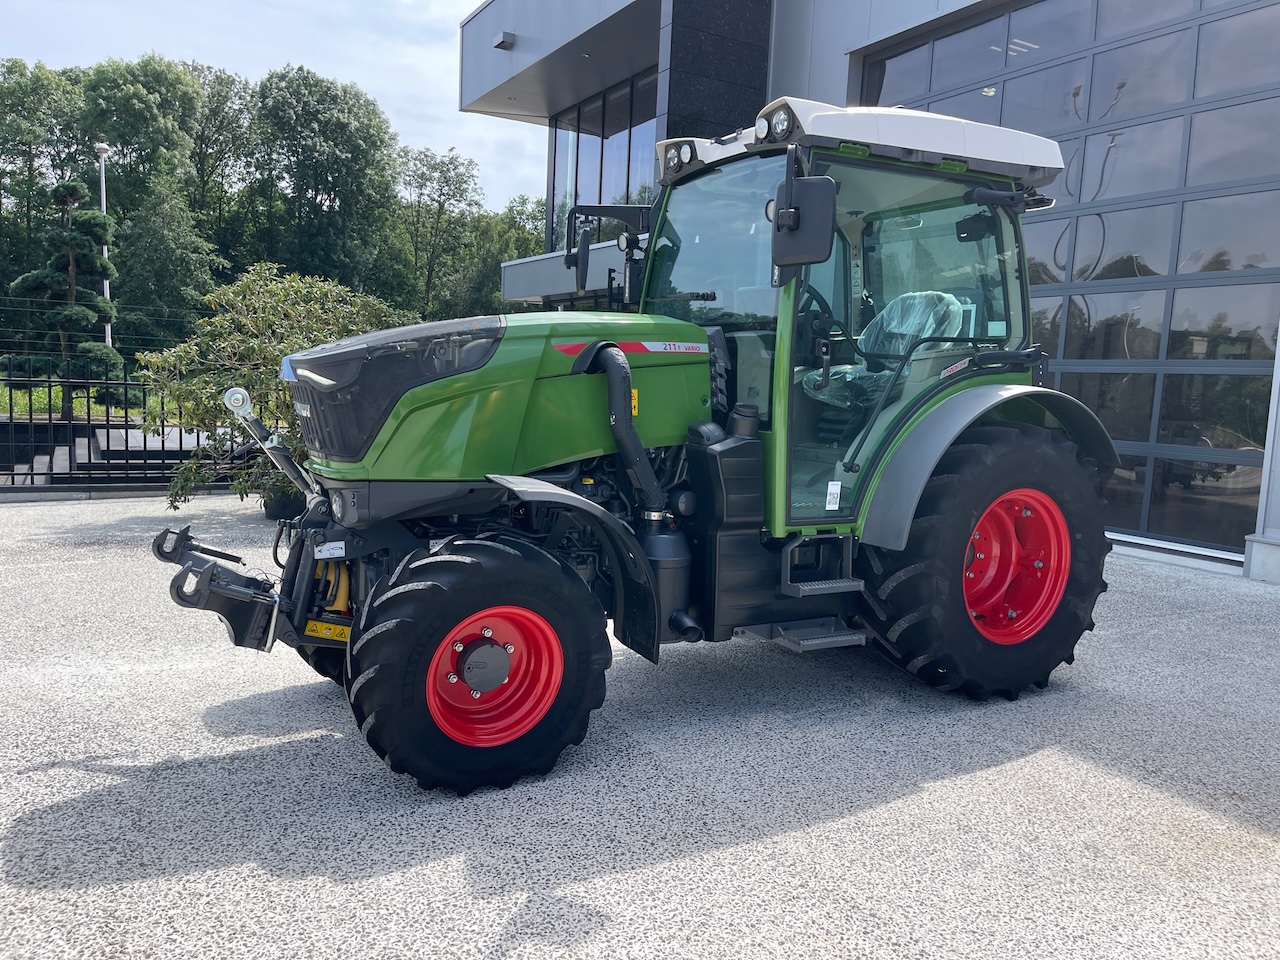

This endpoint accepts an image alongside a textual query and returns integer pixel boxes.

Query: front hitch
[152,526,300,652]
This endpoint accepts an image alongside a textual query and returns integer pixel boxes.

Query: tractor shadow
[6,573,1277,913]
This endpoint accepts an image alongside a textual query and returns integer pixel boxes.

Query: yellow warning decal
[631,388,638,416]
[304,620,351,642]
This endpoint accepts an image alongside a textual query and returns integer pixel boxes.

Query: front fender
[859,384,1118,552]
[487,474,662,663]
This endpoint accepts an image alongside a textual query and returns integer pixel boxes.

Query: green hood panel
[306,312,712,482]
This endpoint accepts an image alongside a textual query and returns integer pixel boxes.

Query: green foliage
[137,263,415,507]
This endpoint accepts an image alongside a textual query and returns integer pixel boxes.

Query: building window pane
[1089,31,1193,122]
[1074,205,1177,280]
[1188,98,1280,187]
[868,44,930,105]
[931,18,1006,91]
[1061,372,1156,441]
[1009,0,1094,66]
[1097,0,1197,39]
[1195,4,1280,99]
[1040,139,1082,208]
[576,95,603,207]
[1024,218,1071,284]
[602,83,631,206]
[1102,454,1147,531]
[552,111,577,250]
[1080,119,1183,203]
[1065,291,1166,359]
[1031,295,1064,357]
[1002,59,1089,135]
[1159,373,1272,449]
[1169,284,1280,361]
[629,70,658,204]
[1148,457,1261,549]
[929,87,1001,125]
[1178,191,1280,273]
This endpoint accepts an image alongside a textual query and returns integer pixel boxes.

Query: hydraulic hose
[587,345,666,516]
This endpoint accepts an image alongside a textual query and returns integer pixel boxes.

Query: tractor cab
[600,97,1062,536]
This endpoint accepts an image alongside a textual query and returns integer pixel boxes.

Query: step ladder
[780,533,863,597]
[734,616,867,652]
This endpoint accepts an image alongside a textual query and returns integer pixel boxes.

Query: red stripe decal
[553,341,653,356]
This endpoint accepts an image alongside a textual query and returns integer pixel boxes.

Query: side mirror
[771,146,836,269]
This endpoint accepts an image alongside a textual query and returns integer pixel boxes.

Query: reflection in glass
[930,87,1001,125]
[1023,218,1070,284]
[1009,0,1093,65]
[1188,99,1280,187]
[1002,59,1088,135]
[1089,31,1193,122]
[932,18,1006,91]
[1040,140,1081,208]
[870,45,930,105]
[1030,296,1063,357]
[551,112,577,250]
[1097,0,1197,38]
[1101,454,1146,531]
[1061,373,1155,442]
[1080,118,1183,202]
[1064,291,1165,360]
[1148,457,1261,550]
[576,95,603,207]
[602,84,631,207]
[1178,191,1280,273]
[629,70,659,206]
[1159,374,1271,450]
[1169,284,1280,361]
[1074,205,1176,281]
[1196,3,1280,98]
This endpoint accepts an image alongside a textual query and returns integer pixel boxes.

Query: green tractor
[155,98,1116,793]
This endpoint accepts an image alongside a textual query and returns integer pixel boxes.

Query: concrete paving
[0,493,1277,960]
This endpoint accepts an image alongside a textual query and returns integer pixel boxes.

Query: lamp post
[94,141,112,347]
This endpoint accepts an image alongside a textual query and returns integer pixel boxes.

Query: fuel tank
[286,312,714,482]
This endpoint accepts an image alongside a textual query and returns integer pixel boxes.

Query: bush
[137,263,416,508]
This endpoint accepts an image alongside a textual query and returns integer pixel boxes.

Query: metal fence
[1,356,208,490]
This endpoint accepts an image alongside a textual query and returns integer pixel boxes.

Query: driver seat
[801,290,965,419]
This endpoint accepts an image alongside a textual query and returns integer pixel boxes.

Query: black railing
[1,356,212,489]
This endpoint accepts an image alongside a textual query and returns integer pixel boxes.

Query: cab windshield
[643,153,785,418]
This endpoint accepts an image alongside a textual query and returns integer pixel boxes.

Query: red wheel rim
[963,488,1071,645]
[426,605,564,747]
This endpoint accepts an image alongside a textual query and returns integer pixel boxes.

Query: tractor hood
[289,312,712,478]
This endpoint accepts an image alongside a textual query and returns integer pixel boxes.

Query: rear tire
[856,422,1110,699]
[346,536,610,793]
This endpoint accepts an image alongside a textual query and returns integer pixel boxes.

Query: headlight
[754,116,770,141]
[664,144,681,172]
[771,107,792,140]
[678,142,694,164]
[330,491,345,522]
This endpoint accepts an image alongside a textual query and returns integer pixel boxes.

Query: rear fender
[487,474,662,663]
[859,384,1119,552]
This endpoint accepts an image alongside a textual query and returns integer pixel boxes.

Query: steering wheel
[799,284,856,344]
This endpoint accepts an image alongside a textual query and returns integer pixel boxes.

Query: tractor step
[735,617,867,653]
[780,533,862,597]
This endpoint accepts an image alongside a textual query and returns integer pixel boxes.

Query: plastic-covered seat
[802,290,964,415]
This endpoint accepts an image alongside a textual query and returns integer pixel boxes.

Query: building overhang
[460,0,661,124]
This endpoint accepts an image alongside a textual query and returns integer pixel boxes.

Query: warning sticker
[631,388,639,416]
[304,621,351,642]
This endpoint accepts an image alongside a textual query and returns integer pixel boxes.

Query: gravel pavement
[0,494,1277,960]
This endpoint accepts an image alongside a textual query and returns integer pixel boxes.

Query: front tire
[346,537,610,793]
[295,645,345,685]
[856,422,1110,700]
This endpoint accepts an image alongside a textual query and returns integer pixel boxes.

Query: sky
[0,0,547,210]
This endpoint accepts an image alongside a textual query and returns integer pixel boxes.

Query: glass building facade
[550,68,659,250]
[864,0,1279,552]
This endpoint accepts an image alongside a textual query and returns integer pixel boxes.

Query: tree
[137,263,414,507]
[251,66,398,289]
[433,194,545,319]
[79,55,201,221]
[111,174,224,354]
[398,146,483,316]
[183,62,250,273]
[9,180,115,358]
